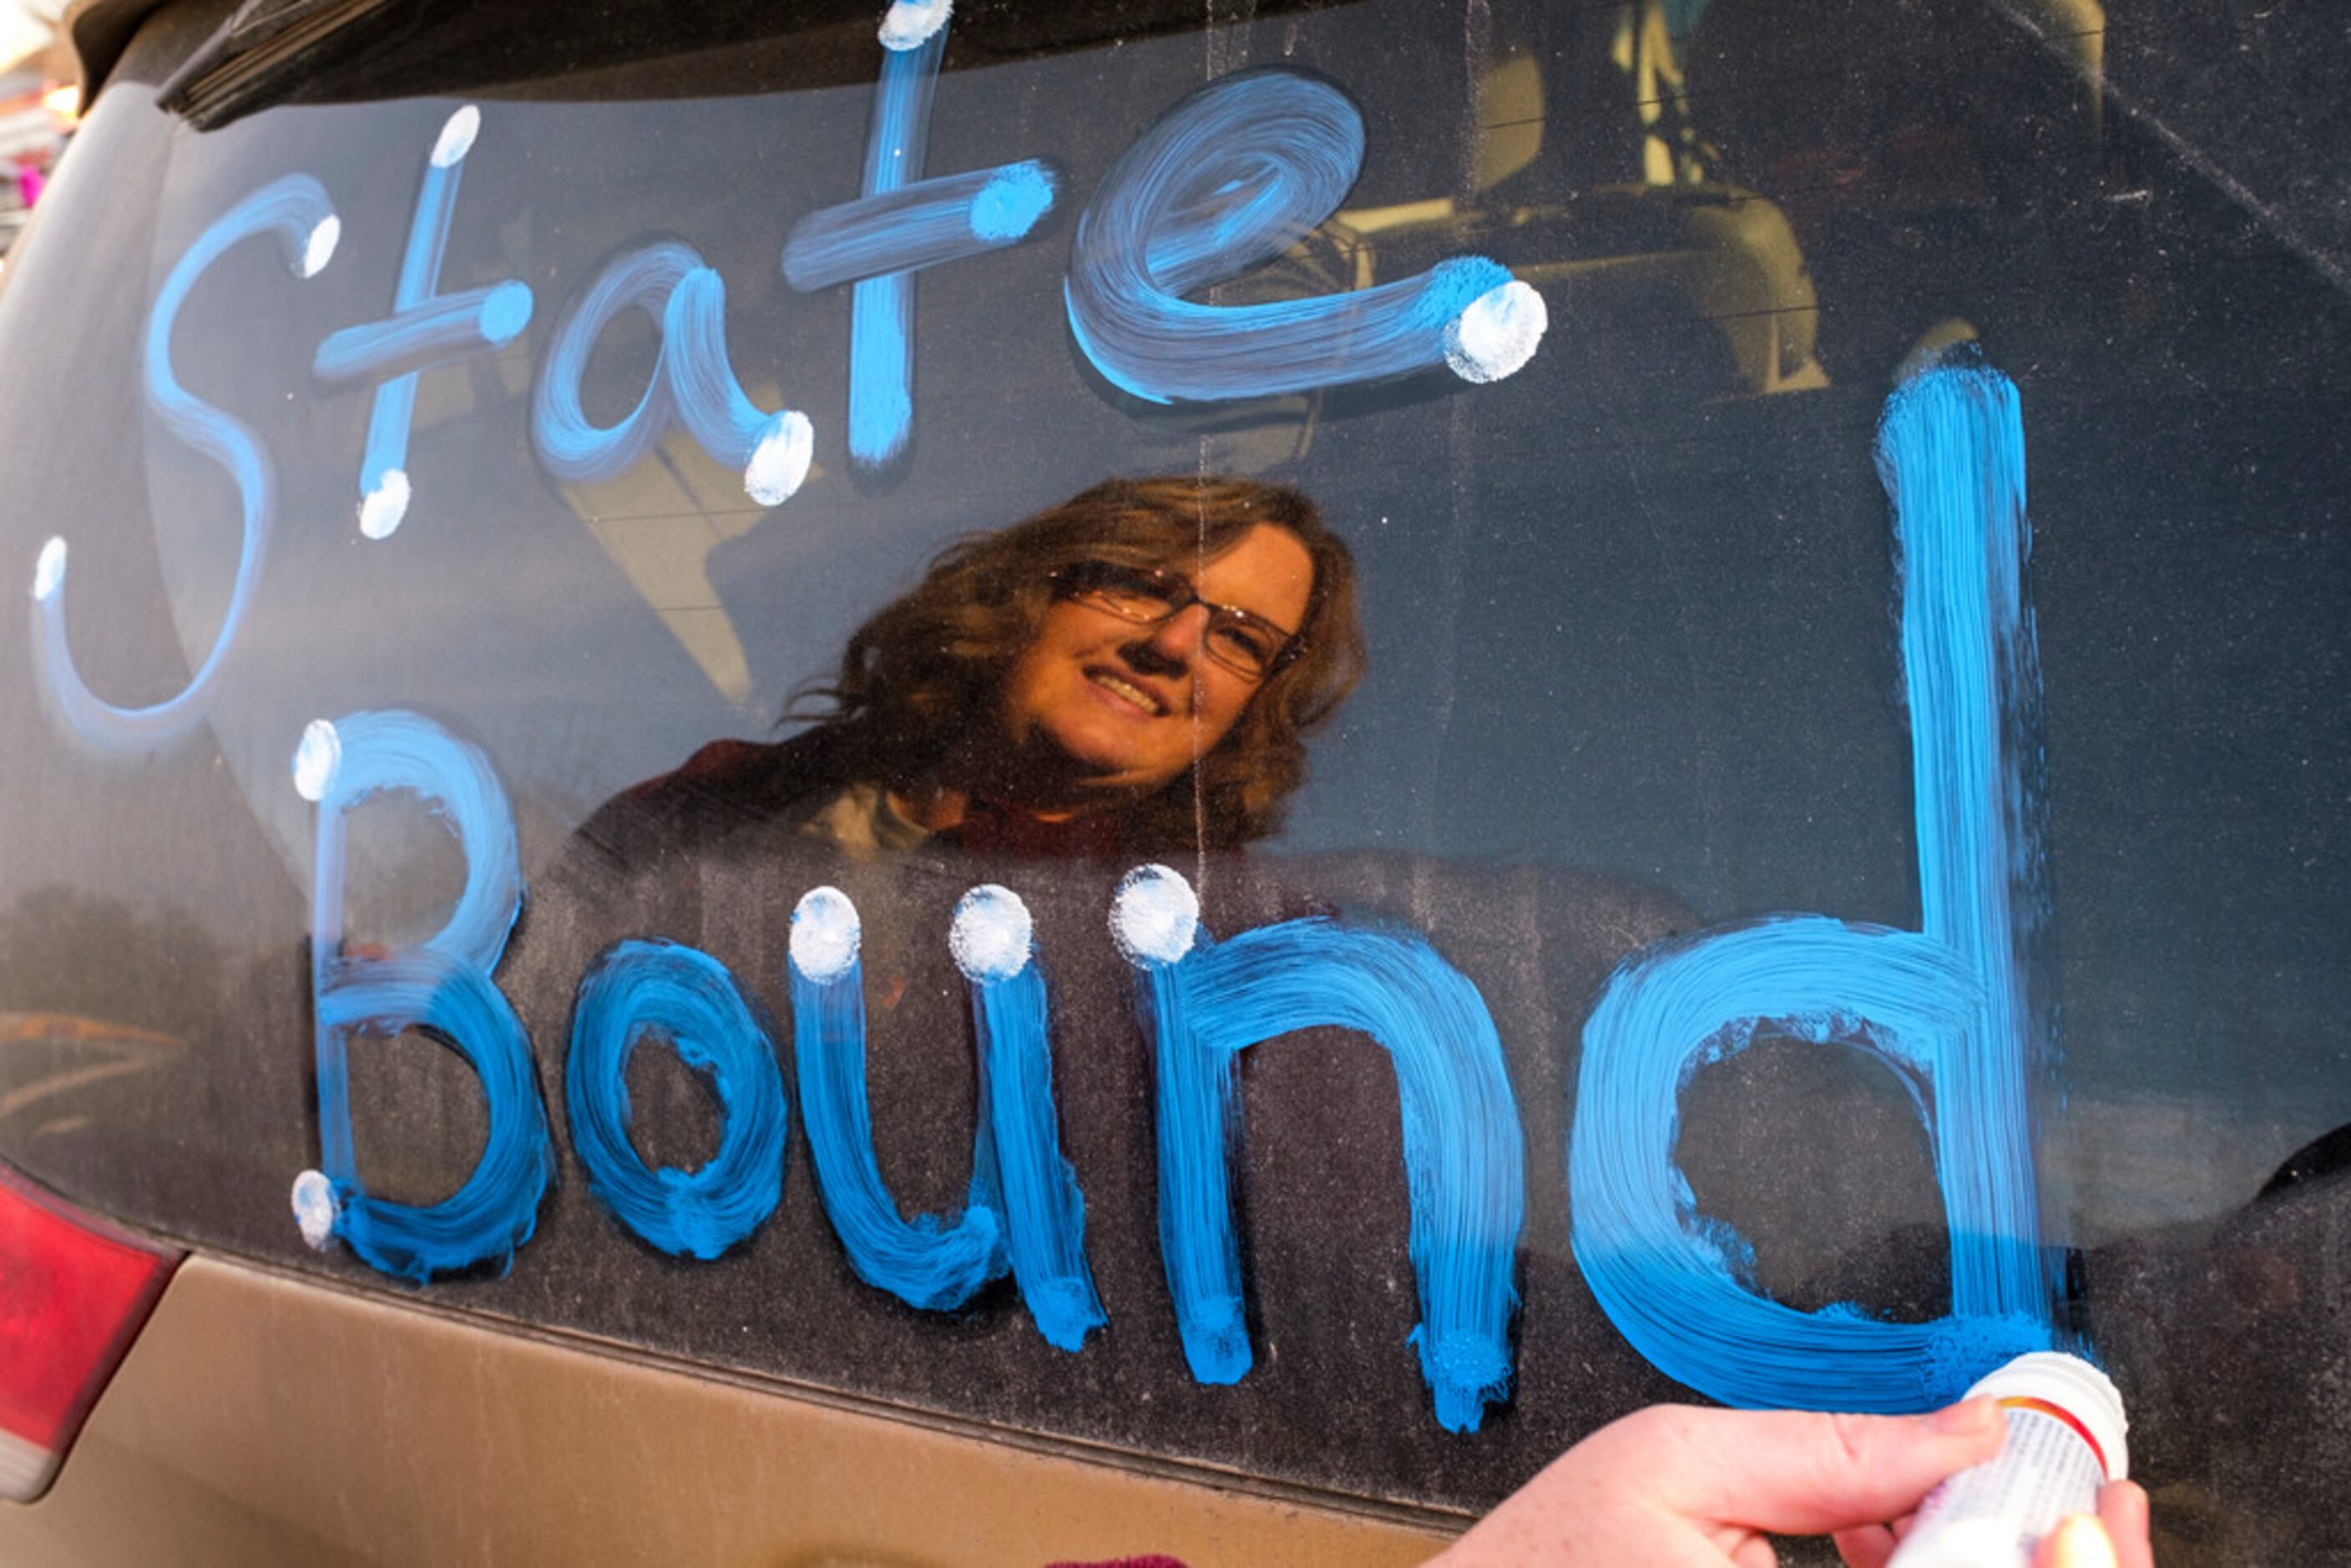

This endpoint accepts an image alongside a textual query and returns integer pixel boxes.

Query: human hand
[1431,1399,2153,1568]
[2030,1492,2155,1568]
[1833,1454,2151,1568]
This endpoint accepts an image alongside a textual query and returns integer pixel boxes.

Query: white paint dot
[744,410,814,506]
[291,719,341,802]
[302,214,341,278]
[950,885,1033,982]
[1443,279,1547,384]
[878,0,952,50]
[291,1168,338,1249]
[358,471,411,540]
[791,886,862,983]
[1110,864,1199,966]
[31,535,64,602]
[432,105,481,169]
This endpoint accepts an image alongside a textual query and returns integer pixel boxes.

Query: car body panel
[5,1253,1449,1565]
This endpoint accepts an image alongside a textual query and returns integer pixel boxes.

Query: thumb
[2033,1515,2121,1568]
[1668,1399,2006,1537]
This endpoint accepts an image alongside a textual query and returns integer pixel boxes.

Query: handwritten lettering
[1567,362,2060,1410]
[296,710,552,1282]
[568,938,788,1259]
[33,175,336,752]
[312,106,533,539]
[1114,864,1524,1434]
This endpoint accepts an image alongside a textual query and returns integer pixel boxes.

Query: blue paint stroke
[782,160,1059,291]
[304,710,522,975]
[1882,361,2060,1322]
[311,107,533,539]
[953,886,1104,1352]
[567,939,787,1259]
[314,280,532,384]
[1064,70,1545,404]
[30,175,336,752]
[314,948,551,1283]
[304,710,550,1282]
[1571,919,2050,1408]
[1122,873,1524,1433]
[533,240,812,506]
[1567,361,2060,1410]
[787,889,1006,1310]
[844,23,946,468]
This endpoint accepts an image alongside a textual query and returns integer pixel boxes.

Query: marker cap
[1964,1351,2130,1482]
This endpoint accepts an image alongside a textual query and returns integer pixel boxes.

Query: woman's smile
[994,523,1315,804]
[1082,664,1173,718]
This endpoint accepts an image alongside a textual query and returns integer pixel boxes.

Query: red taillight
[0,1164,177,1501]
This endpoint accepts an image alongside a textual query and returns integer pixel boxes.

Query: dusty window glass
[0,1,2345,1556]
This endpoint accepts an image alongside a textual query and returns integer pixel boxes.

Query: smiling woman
[578,476,1367,865]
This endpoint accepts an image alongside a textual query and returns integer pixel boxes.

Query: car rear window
[1,0,2346,1554]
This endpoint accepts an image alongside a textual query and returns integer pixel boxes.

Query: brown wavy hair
[791,476,1364,849]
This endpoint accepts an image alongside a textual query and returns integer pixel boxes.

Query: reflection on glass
[559,424,789,710]
[0,888,213,1140]
[581,475,1367,864]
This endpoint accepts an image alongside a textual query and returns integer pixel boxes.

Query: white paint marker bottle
[1887,1352,2130,1568]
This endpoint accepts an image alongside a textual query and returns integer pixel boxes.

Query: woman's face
[994,524,1316,807]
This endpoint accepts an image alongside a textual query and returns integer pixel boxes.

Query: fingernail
[2044,1515,2118,1568]
[1927,1397,2000,1435]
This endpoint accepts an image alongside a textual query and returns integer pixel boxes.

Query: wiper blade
[157,0,402,128]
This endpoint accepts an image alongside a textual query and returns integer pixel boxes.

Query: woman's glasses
[1051,561,1301,680]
